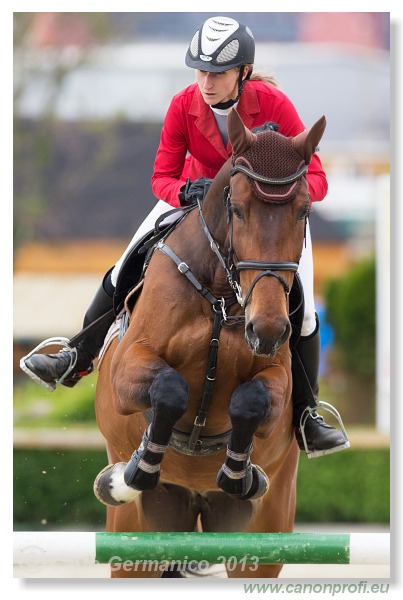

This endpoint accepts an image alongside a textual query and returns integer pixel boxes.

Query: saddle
[113,206,195,315]
[113,229,155,315]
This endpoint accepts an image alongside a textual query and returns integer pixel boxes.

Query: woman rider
[21,16,349,458]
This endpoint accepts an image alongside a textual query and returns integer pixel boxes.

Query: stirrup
[299,401,350,459]
[19,337,78,392]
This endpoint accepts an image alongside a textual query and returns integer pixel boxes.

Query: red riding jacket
[151,80,328,208]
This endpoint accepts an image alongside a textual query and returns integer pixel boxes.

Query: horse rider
[21,16,349,458]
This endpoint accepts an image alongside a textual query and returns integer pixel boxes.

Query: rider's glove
[252,122,279,134]
[178,177,213,207]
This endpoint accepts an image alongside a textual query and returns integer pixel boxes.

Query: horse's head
[227,109,326,357]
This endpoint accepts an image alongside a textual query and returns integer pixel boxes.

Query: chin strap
[212,66,248,110]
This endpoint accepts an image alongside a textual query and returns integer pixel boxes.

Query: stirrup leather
[299,401,350,459]
[19,337,78,392]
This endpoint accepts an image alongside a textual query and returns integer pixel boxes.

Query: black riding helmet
[185,16,255,109]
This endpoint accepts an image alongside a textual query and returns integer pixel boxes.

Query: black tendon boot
[291,314,350,458]
[20,270,116,391]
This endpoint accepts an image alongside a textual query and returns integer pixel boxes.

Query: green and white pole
[13,532,390,566]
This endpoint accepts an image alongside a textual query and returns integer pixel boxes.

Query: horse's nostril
[246,318,291,356]
[245,321,257,341]
[283,321,291,341]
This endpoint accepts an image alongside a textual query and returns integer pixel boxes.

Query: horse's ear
[228,108,257,155]
[292,115,326,164]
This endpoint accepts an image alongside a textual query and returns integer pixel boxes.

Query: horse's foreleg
[124,368,188,490]
[94,365,188,506]
[217,378,270,500]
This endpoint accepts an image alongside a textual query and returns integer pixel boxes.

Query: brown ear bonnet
[232,130,307,203]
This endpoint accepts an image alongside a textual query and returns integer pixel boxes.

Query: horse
[93,109,326,578]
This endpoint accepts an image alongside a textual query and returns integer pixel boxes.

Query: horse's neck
[172,172,232,295]
[200,170,231,249]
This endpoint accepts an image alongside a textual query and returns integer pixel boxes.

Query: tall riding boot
[291,314,350,458]
[20,270,116,391]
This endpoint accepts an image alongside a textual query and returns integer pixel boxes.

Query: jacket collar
[189,82,261,157]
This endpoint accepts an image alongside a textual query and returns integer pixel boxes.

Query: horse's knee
[150,369,188,420]
[229,379,270,426]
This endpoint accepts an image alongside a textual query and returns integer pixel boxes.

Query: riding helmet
[185,16,255,73]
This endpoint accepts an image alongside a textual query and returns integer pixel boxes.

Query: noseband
[234,260,298,307]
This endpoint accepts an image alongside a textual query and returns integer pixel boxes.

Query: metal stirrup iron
[299,401,350,459]
[19,337,78,392]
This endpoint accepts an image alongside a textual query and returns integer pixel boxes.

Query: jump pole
[13,532,389,566]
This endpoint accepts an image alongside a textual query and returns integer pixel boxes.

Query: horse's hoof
[243,464,270,500]
[93,463,141,506]
[216,463,269,500]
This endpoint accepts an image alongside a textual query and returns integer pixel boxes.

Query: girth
[143,409,231,456]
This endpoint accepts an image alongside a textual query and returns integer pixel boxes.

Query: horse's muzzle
[245,317,291,357]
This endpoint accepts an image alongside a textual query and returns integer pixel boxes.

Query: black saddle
[113,229,155,315]
[289,272,304,347]
[113,206,196,314]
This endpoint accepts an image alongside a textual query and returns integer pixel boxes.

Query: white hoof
[93,462,141,506]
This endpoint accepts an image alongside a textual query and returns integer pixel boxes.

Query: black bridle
[198,161,307,309]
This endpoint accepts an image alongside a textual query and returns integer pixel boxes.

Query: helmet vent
[209,20,234,32]
[190,31,199,57]
[216,39,239,64]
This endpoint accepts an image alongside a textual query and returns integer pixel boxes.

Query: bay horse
[93,109,326,578]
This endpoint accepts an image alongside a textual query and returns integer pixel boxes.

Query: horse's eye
[299,206,311,221]
[232,206,243,220]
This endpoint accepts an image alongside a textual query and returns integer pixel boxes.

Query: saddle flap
[289,273,304,347]
[113,230,154,314]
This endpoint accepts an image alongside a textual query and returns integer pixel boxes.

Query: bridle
[198,160,308,308]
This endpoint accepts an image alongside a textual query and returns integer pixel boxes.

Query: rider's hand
[178,177,213,207]
[252,122,279,133]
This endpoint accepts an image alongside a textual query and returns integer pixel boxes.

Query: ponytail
[250,71,278,87]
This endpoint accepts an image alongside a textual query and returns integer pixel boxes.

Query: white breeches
[297,223,317,337]
[111,200,317,337]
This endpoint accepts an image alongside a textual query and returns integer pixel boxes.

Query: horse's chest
[164,321,249,365]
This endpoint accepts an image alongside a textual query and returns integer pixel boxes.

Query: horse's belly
[160,449,226,491]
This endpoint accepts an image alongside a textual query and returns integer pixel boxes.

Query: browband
[229,163,307,185]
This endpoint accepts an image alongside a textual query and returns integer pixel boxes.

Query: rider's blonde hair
[244,64,278,87]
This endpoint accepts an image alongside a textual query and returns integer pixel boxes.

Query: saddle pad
[98,280,144,370]
[97,320,120,369]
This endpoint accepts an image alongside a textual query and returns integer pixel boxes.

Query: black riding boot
[20,270,116,391]
[291,314,349,458]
